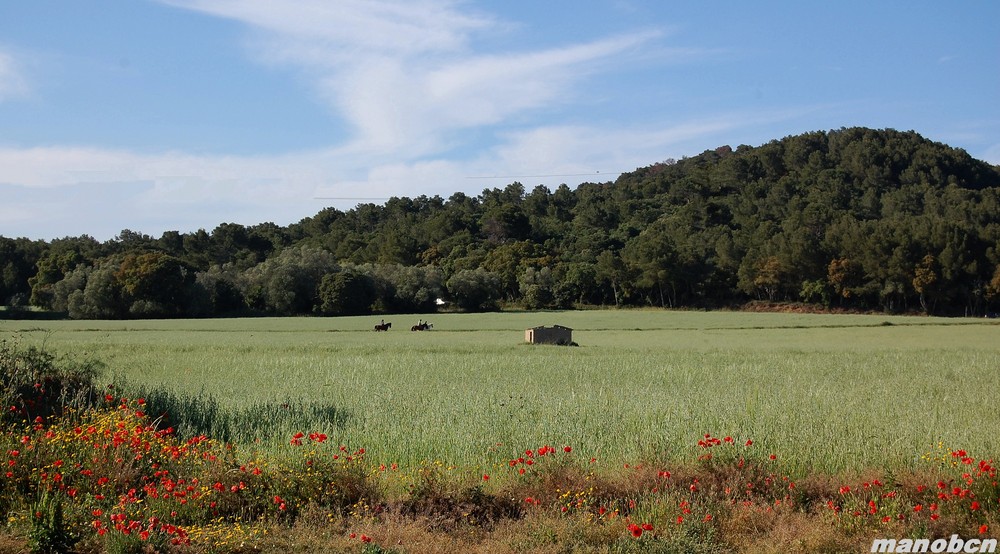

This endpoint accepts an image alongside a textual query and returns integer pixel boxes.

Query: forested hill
[3,127,1000,318]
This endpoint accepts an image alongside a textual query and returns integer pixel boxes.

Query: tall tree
[623,223,680,307]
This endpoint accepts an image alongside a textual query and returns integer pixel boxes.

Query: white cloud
[0,50,29,102]
[316,114,784,199]
[422,33,659,126]
[0,145,334,196]
[2,1,767,239]
[161,0,493,61]
[0,103,813,240]
[158,0,662,157]
[0,145,330,238]
[318,32,659,155]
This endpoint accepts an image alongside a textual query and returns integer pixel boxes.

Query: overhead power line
[464,171,621,179]
[312,197,391,201]
[313,171,622,200]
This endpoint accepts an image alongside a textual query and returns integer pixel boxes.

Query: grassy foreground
[1,311,998,552]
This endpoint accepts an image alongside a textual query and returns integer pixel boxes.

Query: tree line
[3,127,1000,318]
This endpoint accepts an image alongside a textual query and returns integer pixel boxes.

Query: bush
[446,268,502,312]
[0,337,101,425]
[317,269,376,315]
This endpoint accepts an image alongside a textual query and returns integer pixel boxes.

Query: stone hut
[524,325,573,345]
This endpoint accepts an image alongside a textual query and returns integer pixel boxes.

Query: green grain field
[2,311,998,477]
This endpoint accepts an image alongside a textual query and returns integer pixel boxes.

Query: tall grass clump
[107,380,350,451]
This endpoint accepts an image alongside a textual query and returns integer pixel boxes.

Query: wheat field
[3,310,997,477]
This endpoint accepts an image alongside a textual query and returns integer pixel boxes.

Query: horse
[374,322,391,332]
[411,322,432,331]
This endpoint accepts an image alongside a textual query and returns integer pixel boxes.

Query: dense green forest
[3,127,1000,318]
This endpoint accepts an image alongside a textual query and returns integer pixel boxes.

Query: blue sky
[1,1,998,241]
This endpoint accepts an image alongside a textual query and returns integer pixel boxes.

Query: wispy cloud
[0,49,29,102]
[0,145,329,194]
[2,1,762,239]
[317,109,808,199]
[158,0,662,157]
[161,0,494,62]
[0,144,331,238]
[0,102,813,239]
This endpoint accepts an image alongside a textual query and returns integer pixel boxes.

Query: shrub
[0,337,101,425]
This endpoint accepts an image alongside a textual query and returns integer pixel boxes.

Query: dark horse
[411,321,432,331]
[374,322,391,331]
